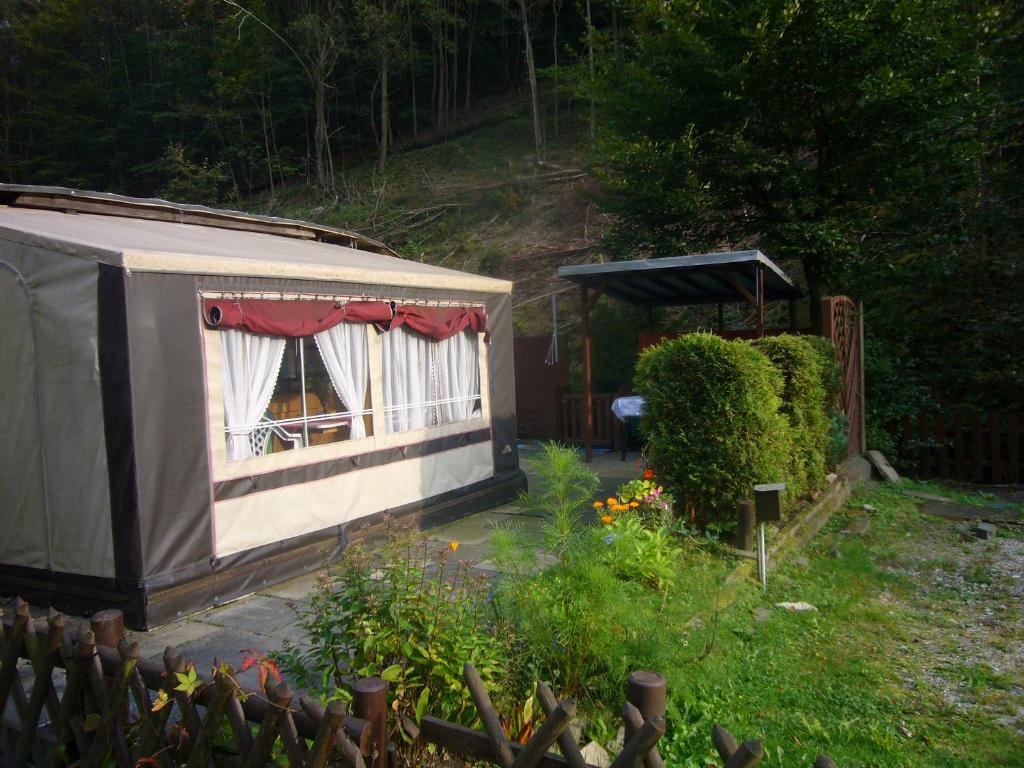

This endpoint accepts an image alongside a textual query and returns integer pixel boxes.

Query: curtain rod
[198,290,483,309]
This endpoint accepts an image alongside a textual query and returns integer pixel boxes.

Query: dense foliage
[589,0,1023,426]
[0,0,598,197]
[275,527,517,755]
[634,333,794,524]
[490,444,713,705]
[753,335,829,497]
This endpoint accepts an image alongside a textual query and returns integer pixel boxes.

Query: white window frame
[201,301,491,483]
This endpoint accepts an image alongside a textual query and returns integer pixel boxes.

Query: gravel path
[886,504,1024,735]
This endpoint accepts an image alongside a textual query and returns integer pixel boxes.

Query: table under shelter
[558,250,803,461]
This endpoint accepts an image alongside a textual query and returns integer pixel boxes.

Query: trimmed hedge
[803,335,848,465]
[634,332,794,525]
[753,335,829,497]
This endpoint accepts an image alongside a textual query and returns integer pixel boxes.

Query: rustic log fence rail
[1,601,839,768]
[897,411,1021,484]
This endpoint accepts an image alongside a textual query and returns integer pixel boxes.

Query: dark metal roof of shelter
[558,250,801,305]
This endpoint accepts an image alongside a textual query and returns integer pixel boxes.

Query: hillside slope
[247,114,603,336]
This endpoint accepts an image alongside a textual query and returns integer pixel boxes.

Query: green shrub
[275,525,518,747]
[753,334,830,494]
[634,332,794,524]
[515,442,600,568]
[598,514,682,592]
[804,335,849,465]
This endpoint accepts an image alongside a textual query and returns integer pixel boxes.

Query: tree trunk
[585,0,595,139]
[517,0,543,164]
[464,3,476,115]
[803,256,825,335]
[551,0,560,139]
[379,53,389,168]
[313,74,334,193]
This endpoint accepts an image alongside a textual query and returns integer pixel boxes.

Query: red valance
[203,299,486,340]
[391,306,488,341]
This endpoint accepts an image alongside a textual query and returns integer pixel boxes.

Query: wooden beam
[584,281,607,312]
[756,266,765,338]
[722,272,757,307]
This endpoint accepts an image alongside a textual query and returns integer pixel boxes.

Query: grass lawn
[643,481,1023,767]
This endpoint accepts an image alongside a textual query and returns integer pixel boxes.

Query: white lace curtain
[381,326,434,433]
[314,323,370,439]
[382,327,481,433]
[437,330,481,423]
[221,329,286,461]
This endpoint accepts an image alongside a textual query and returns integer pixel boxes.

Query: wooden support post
[608,717,666,768]
[735,502,755,552]
[91,609,125,648]
[465,663,514,768]
[581,284,594,464]
[621,703,666,768]
[511,698,576,768]
[755,266,765,338]
[625,671,667,764]
[353,677,389,768]
[536,682,587,768]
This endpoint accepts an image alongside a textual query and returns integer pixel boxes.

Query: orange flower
[601,514,614,525]
[643,469,654,480]
[606,497,617,506]
[449,541,460,552]
[593,500,605,508]
[630,501,639,508]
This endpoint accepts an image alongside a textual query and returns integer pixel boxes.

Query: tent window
[222,325,372,461]
[381,327,482,434]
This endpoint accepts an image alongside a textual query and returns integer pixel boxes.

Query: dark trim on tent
[97,265,144,584]
[0,562,146,627]
[213,427,493,501]
[143,468,526,628]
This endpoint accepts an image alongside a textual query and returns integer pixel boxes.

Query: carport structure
[558,250,803,461]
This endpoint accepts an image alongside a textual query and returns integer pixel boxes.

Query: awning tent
[0,185,525,629]
[558,251,802,460]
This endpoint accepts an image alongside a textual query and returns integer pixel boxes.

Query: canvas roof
[0,186,510,294]
[558,250,800,305]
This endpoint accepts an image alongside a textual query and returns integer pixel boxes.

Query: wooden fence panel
[897,411,1023,484]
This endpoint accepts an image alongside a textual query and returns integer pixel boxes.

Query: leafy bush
[803,336,849,465]
[275,525,518,746]
[613,474,675,528]
[598,514,682,592]
[634,333,794,525]
[514,442,600,568]
[753,334,829,494]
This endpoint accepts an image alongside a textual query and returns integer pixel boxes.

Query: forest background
[2,0,1021,445]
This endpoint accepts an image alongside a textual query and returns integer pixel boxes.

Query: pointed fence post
[353,677,389,768]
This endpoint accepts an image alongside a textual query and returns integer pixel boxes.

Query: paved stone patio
[5,447,641,691]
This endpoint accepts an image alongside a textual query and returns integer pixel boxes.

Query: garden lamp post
[754,482,785,591]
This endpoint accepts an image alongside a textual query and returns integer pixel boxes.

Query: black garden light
[753,482,786,590]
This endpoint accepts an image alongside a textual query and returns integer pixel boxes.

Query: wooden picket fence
[1,600,838,768]
[557,393,616,448]
[898,412,1022,484]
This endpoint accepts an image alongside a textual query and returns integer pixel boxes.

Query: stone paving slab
[196,594,303,635]
[262,571,324,601]
[126,619,223,660]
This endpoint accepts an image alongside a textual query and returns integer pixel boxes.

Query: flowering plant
[616,474,675,529]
